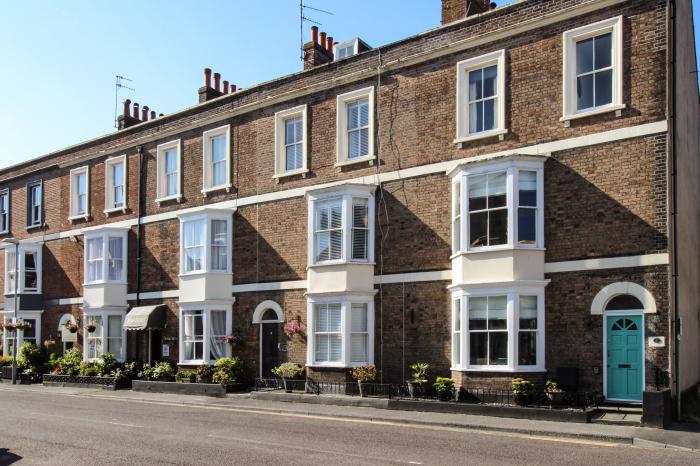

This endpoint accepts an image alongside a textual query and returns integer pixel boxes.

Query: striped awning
[123,305,167,331]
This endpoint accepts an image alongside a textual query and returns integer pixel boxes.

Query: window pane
[210,220,228,271]
[108,237,123,281]
[330,230,342,260]
[488,208,507,245]
[348,130,360,159]
[483,99,495,131]
[468,175,487,211]
[469,297,487,330]
[351,334,368,363]
[487,172,506,208]
[482,65,497,98]
[519,296,538,330]
[469,211,488,247]
[468,68,482,100]
[518,332,537,366]
[108,315,121,337]
[488,296,507,330]
[468,102,480,134]
[24,271,37,290]
[518,208,536,244]
[576,37,594,74]
[330,204,342,229]
[211,136,225,162]
[22,319,36,340]
[594,33,612,69]
[352,200,368,260]
[489,332,508,365]
[24,252,36,269]
[351,303,367,332]
[576,74,594,110]
[595,69,613,106]
[165,150,177,173]
[469,332,487,365]
[518,171,537,206]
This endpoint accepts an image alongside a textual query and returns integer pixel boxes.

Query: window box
[336,87,375,166]
[455,50,507,144]
[104,155,127,213]
[305,296,374,368]
[156,140,183,204]
[69,166,90,222]
[274,105,308,179]
[201,125,232,195]
[561,16,624,125]
[450,285,546,372]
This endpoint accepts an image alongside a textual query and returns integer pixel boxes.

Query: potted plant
[511,377,535,405]
[271,362,305,392]
[283,323,306,339]
[13,321,29,331]
[351,365,378,397]
[196,364,215,384]
[3,322,16,332]
[433,377,455,401]
[407,362,430,398]
[43,339,56,351]
[545,380,565,406]
[175,371,190,383]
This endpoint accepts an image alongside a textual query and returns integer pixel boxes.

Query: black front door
[261,323,279,378]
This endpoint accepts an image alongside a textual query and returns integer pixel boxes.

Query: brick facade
[0,0,696,407]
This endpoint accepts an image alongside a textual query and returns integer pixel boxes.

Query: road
[0,386,698,465]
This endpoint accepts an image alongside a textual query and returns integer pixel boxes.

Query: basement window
[104,155,127,213]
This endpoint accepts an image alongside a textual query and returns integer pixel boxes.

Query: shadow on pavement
[0,448,22,465]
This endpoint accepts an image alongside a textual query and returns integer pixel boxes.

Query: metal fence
[254,378,599,410]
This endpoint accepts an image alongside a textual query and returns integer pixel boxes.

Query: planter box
[42,374,129,390]
[132,380,247,397]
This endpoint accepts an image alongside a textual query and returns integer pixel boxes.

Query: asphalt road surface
[0,387,698,465]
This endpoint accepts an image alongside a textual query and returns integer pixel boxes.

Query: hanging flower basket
[64,322,79,333]
[221,335,241,347]
[13,321,30,331]
[283,323,306,339]
[3,322,17,332]
[86,324,97,333]
[44,339,56,350]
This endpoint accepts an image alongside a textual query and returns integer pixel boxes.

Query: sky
[0,0,698,169]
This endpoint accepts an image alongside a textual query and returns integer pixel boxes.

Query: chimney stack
[118,99,161,130]
[198,67,235,103]
[441,0,493,25]
[303,26,334,70]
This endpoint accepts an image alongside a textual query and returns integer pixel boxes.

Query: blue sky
[0,1,698,168]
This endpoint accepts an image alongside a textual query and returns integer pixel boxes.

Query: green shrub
[95,353,118,376]
[511,377,535,395]
[0,356,13,367]
[212,369,234,384]
[433,377,455,394]
[196,364,215,383]
[17,342,45,373]
[213,357,243,383]
[271,363,304,380]
[152,361,174,380]
[59,348,82,376]
[409,362,430,382]
[350,365,377,382]
[139,364,155,381]
[79,362,98,377]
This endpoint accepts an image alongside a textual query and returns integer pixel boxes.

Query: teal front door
[606,315,643,401]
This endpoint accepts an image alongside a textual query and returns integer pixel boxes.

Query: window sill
[104,207,127,215]
[179,270,232,277]
[450,246,546,259]
[453,128,508,146]
[83,281,127,286]
[560,104,626,126]
[308,260,375,269]
[68,214,90,223]
[155,194,183,204]
[273,169,309,181]
[334,155,375,168]
[179,360,207,366]
[25,224,43,231]
[452,367,546,373]
[201,184,233,196]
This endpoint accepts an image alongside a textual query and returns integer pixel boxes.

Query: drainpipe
[136,146,144,362]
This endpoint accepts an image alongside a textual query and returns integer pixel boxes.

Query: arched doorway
[591,282,656,403]
[252,301,284,378]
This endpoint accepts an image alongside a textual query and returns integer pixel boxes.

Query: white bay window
[84,230,127,285]
[83,310,125,361]
[179,211,232,275]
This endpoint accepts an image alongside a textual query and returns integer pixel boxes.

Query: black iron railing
[254,378,599,410]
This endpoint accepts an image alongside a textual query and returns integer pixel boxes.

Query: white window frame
[83,309,126,362]
[0,189,9,234]
[450,158,544,255]
[336,87,375,167]
[4,243,42,295]
[274,105,308,179]
[104,155,127,214]
[69,166,90,222]
[27,181,42,228]
[83,229,128,285]
[178,210,233,276]
[202,125,232,195]
[334,38,359,61]
[306,184,376,267]
[156,139,182,204]
[455,49,507,144]
[561,16,624,124]
[306,294,374,368]
[1,311,43,357]
[178,303,233,365]
[450,285,546,372]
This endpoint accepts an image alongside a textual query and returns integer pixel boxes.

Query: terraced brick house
[0,0,698,417]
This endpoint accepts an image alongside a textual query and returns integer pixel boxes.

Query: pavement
[0,384,698,464]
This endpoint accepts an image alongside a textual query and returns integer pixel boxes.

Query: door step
[591,407,642,426]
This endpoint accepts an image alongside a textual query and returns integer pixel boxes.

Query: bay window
[451,287,545,372]
[274,105,308,178]
[105,155,127,212]
[306,184,375,266]
[4,243,42,294]
[179,211,232,275]
[562,16,624,123]
[450,159,544,254]
[307,297,374,367]
[202,125,231,194]
[83,229,127,284]
[83,311,125,361]
[178,305,232,364]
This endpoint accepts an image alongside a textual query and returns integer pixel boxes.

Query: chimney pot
[159,113,164,117]
[204,68,212,88]
[223,80,229,94]
[123,99,131,117]
[213,72,221,92]
[231,84,237,93]
[326,36,334,56]
[311,26,319,44]
[150,110,156,120]
[319,32,327,50]
[133,102,140,120]
[142,105,149,121]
